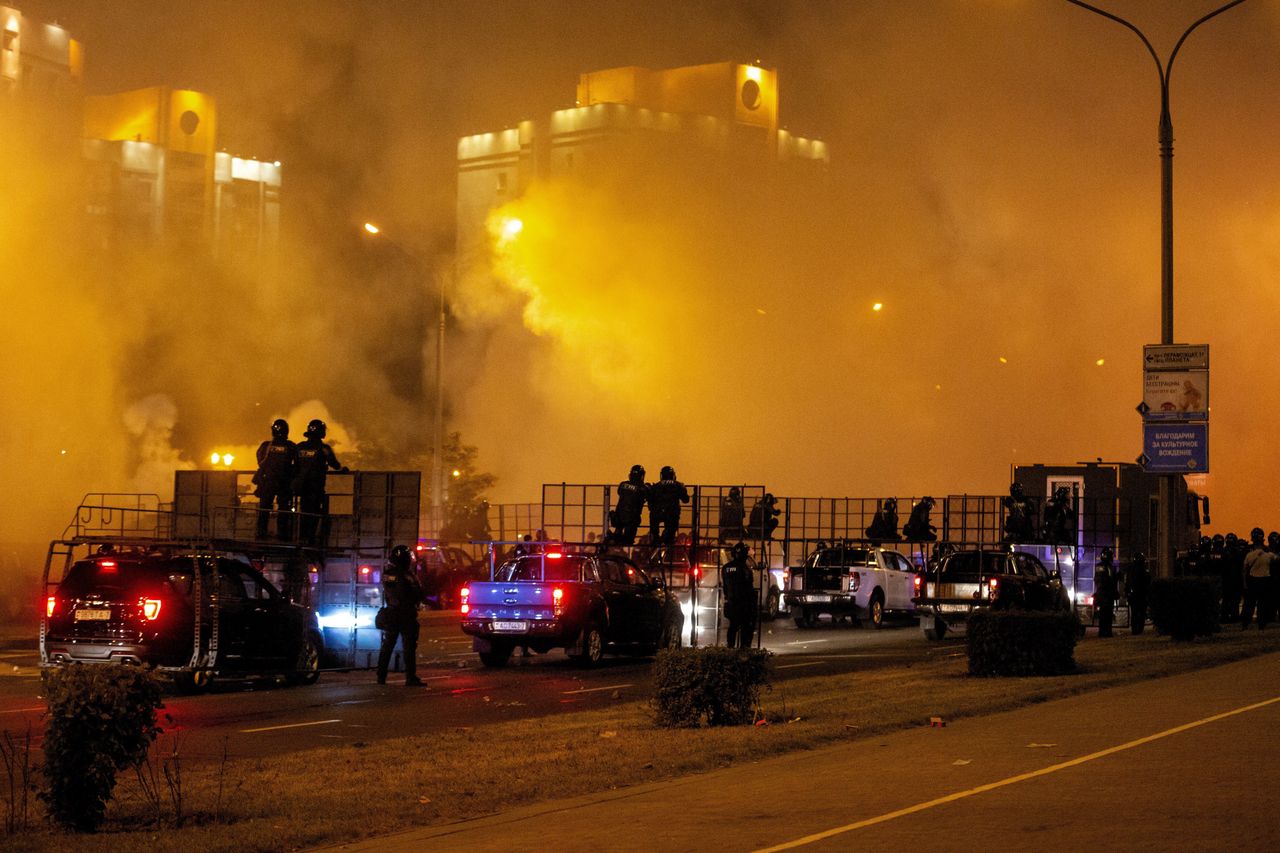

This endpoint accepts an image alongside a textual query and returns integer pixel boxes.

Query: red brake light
[546,552,563,560]
[99,560,117,572]
[988,577,1000,593]
[142,598,162,621]
[692,567,701,579]
[552,587,564,602]
[913,575,922,593]
[360,565,371,576]
[460,586,470,615]
[46,596,56,618]
[415,544,426,551]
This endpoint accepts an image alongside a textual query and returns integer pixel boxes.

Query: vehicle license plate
[491,620,529,632]
[806,594,831,603]
[75,609,111,621]
[939,604,970,614]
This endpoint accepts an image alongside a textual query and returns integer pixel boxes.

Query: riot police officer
[254,419,298,540]
[294,419,347,546]
[865,498,901,542]
[608,465,647,545]
[1002,483,1037,543]
[721,541,756,649]
[902,496,937,541]
[1125,551,1150,635]
[719,487,745,542]
[647,466,689,546]
[748,493,781,540]
[377,545,424,686]
[1042,487,1077,546]
[1093,548,1118,638]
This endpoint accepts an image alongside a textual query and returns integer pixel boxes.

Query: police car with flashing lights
[459,549,683,667]
[41,550,324,692]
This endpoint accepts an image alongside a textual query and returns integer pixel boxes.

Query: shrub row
[652,647,770,727]
[1150,576,1220,641]
[966,610,1079,677]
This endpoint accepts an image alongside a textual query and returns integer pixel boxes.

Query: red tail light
[460,586,470,615]
[99,560,117,573]
[553,586,565,616]
[546,552,563,560]
[359,565,372,576]
[46,596,56,618]
[141,598,162,621]
[692,567,701,579]
[913,574,922,594]
[987,576,1000,598]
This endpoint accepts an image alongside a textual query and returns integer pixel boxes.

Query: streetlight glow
[872,302,883,312]
[501,217,523,240]
[363,222,380,235]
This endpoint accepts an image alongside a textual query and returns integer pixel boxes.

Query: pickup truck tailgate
[465,581,558,620]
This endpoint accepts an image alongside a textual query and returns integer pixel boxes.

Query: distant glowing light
[744,65,763,82]
[452,469,462,478]
[222,453,234,466]
[501,217,524,240]
[998,357,1008,364]
[1095,358,1105,366]
[935,384,942,391]
[211,452,221,465]
[872,302,883,312]
[363,222,380,235]
[59,449,67,456]
[756,308,767,315]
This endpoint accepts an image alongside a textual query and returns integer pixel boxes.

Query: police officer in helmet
[377,545,425,686]
[1093,547,1118,638]
[254,419,298,540]
[607,464,648,545]
[721,541,756,649]
[294,418,348,546]
[647,466,690,546]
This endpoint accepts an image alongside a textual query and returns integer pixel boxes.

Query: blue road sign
[1142,422,1209,473]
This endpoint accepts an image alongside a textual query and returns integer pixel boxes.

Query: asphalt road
[339,650,1280,852]
[0,612,958,761]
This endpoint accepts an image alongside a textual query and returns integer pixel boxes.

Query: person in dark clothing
[647,466,689,546]
[1125,551,1150,635]
[865,498,900,542]
[377,545,424,686]
[721,542,756,650]
[902,496,937,541]
[1093,548,1118,638]
[1204,535,1234,620]
[747,493,781,540]
[293,419,348,546]
[607,465,647,545]
[719,487,745,542]
[1002,483,1037,543]
[1241,528,1275,630]
[254,419,298,540]
[1041,487,1077,546]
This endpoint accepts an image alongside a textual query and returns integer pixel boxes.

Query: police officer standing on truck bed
[294,419,348,546]
[1093,548,1118,638]
[722,541,756,650]
[1125,551,1150,636]
[719,487,745,542]
[255,419,298,540]
[377,545,424,686]
[607,465,647,545]
[647,466,689,546]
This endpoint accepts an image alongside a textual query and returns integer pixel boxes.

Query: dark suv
[42,552,324,690]
[913,549,1071,640]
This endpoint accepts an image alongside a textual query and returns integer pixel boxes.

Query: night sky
[4,1,1279,547]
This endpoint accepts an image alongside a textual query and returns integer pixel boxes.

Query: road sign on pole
[1142,422,1209,473]
[1140,343,1209,474]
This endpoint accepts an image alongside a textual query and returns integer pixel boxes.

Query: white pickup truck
[783,544,918,628]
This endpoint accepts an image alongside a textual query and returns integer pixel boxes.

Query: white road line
[784,638,831,646]
[776,662,824,670]
[752,693,1280,852]
[241,718,341,734]
[562,683,634,695]
[0,706,44,715]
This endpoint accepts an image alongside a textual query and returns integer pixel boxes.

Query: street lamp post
[363,222,447,532]
[1067,0,1246,576]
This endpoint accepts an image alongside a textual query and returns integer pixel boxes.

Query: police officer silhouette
[1093,548,1118,638]
[1002,483,1037,544]
[294,419,347,546]
[748,493,781,540]
[865,498,900,542]
[721,541,756,649]
[647,466,689,546]
[377,545,424,686]
[254,419,298,540]
[719,487,745,542]
[608,465,648,545]
[1125,551,1150,635]
[902,496,937,541]
[1042,487,1077,546]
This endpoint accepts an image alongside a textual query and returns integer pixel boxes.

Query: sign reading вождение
[1139,344,1209,473]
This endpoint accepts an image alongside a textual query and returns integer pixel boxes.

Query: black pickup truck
[460,549,684,667]
[913,549,1071,640]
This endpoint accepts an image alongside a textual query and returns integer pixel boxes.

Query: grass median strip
[7,630,1280,853]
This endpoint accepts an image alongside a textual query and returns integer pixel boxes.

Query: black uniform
[902,497,937,542]
[609,474,648,545]
[1002,485,1037,543]
[865,498,900,542]
[1093,553,1118,638]
[1042,488,1077,546]
[294,437,344,545]
[1125,554,1150,636]
[255,437,298,540]
[377,552,424,685]
[748,494,781,541]
[648,472,690,546]
[721,548,756,649]
[719,489,745,542]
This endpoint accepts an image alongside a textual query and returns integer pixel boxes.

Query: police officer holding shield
[377,545,424,686]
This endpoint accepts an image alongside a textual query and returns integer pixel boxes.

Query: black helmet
[921,496,935,506]
[660,465,676,480]
[1010,482,1024,498]
[764,492,775,503]
[389,545,412,567]
[271,418,289,438]
[884,497,897,509]
[305,418,327,439]
[1251,527,1265,544]
[629,464,645,481]
[731,541,750,559]
[1100,547,1112,560]
[729,486,741,497]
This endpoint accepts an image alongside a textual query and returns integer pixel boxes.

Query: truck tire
[479,641,514,668]
[868,592,885,629]
[571,625,605,667]
[659,618,682,650]
[173,670,212,694]
[764,591,780,621]
[922,617,947,641]
[289,632,322,685]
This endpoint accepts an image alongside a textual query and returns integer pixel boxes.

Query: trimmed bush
[652,646,770,727]
[41,666,164,832]
[1149,576,1220,641]
[967,610,1078,677]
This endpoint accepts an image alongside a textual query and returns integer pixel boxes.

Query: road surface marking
[562,684,634,695]
[752,693,1280,852]
[776,662,824,670]
[784,639,830,646]
[421,675,454,680]
[240,718,342,734]
[0,706,44,715]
